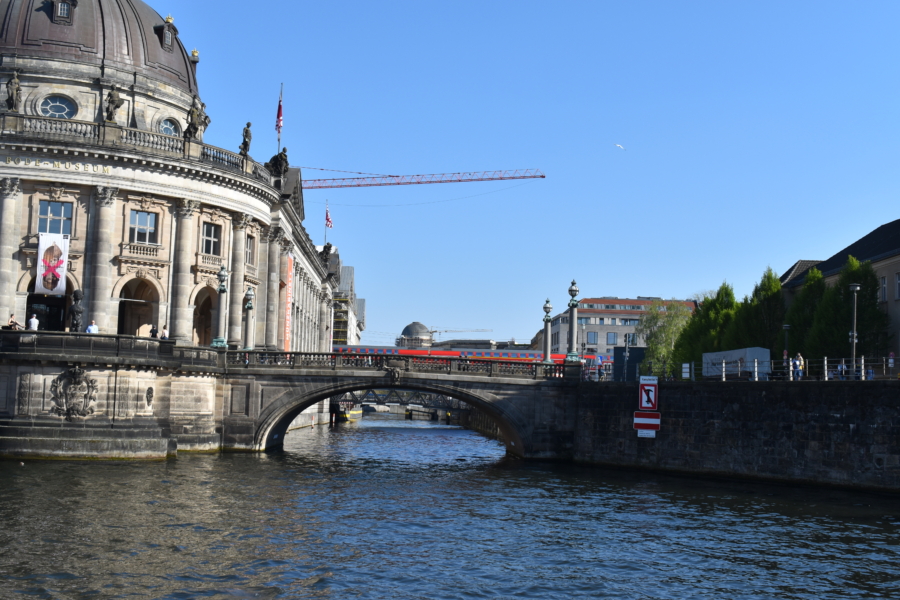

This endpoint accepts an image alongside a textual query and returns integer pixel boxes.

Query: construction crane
[429,328,493,342]
[301,169,544,190]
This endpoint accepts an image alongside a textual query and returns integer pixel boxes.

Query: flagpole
[324,200,328,245]
[277,83,283,153]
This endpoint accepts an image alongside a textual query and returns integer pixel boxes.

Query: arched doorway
[25,276,74,332]
[192,287,216,346]
[117,278,161,337]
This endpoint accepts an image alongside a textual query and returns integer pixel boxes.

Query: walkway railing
[639,357,900,381]
[225,351,568,380]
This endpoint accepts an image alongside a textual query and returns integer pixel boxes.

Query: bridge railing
[0,330,184,362]
[224,351,570,379]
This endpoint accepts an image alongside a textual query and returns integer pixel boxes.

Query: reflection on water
[0,413,897,599]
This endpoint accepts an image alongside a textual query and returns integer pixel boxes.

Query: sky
[168,1,900,346]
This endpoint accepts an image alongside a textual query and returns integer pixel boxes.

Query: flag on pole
[325,202,334,229]
[275,86,284,135]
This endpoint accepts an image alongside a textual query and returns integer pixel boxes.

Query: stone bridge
[0,331,580,460]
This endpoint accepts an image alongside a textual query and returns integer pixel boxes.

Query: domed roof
[0,0,198,95]
[400,322,430,338]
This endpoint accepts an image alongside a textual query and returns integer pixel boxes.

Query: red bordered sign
[633,411,661,431]
[638,375,658,410]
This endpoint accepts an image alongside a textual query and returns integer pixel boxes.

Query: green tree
[672,282,738,364]
[636,299,692,375]
[723,267,785,352]
[779,267,825,357]
[805,256,891,360]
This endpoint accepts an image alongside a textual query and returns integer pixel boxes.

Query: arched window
[159,118,179,136]
[39,96,77,119]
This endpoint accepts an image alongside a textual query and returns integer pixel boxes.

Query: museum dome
[400,322,430,338]
[0,0,198,95]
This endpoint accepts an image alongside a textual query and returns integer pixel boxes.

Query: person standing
[149,324,159,338]
[160,325,169,340]
[27,314,39,331]
[86,320,99,333]
[796,353,804,380]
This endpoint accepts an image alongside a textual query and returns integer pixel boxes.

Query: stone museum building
[0,0,335,351]
[0,0,351,459]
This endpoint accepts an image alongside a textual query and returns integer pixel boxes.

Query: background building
[0,0,346,352]
[332,265,365,345]
[396,322,433,348]
[547,296,698,356]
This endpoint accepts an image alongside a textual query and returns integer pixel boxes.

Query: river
[0,413,897,599]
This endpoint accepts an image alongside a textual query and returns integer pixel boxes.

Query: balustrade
[201,145,244,171]
[120,127,184,153]
[23,116,99,140]
[121,243,161,258]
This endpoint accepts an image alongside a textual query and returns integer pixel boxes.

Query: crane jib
[301,169,545,190]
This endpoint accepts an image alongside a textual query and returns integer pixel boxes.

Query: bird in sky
[615,144,626,151]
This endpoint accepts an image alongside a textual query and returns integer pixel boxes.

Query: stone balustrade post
[170,199,200,344]
[87,186,117,332]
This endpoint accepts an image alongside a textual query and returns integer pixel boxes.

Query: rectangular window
[58,2,69,17]
[607,332,617,345]
[625,333,638,345]
[164,30,172,46]
[246,235,256,265]
[587,331,598,345]
[621,318,640,326]
[609,318,616,325]
[38,200,73,235]
[881,276,887,302]
[202,222,221,256]
[577,317,591,325]
[129,210,158,244]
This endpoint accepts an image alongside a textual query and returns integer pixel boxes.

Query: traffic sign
[634,411,661,431]
[638,376,658,410]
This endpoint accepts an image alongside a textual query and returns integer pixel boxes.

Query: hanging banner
[35,233,69,295]
[284,256,294,351]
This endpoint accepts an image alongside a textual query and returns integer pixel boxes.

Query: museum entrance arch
[117,278,161,337]
[25,276,74,332]
[192,286,216,346]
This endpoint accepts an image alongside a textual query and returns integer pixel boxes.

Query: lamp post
[850,283,860,378]
[243,286,255,351]
[565,280,580,363]
[580,323,586,361]
[211,265,228,348]
[542,299,553,364]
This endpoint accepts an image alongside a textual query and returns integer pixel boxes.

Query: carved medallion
[49,366,98,421]
[146,387,154,407]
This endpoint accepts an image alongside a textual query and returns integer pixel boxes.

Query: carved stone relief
[48,366,97,421]
[17,373,32,415]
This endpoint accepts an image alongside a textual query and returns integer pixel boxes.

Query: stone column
[276,238,292,351]
[227,214,250,346]
[171,199,200,345]
[88,186,118,332]
[264,227,282,350]
[0,178,21,320]
[565,280,580,362]
[318,290,331,352]
[543,314,552,363]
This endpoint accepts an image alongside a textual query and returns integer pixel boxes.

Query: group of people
[7,313,167,338]
[791,353,805,380]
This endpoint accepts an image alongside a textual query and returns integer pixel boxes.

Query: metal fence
[639,357,899,381]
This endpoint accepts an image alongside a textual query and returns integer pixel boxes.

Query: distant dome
[400,322,430,338]
[0,0,198,95]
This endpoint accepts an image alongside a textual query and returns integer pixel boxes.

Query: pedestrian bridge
[0,332,581,459]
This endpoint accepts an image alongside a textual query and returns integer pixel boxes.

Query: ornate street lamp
[850,283,860,378]
[243,286,255,350]
[542,298,553,364]
[211,265,228,348]
[565,280,580,363]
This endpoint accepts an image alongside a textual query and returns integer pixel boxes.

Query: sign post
[638,375,658,410]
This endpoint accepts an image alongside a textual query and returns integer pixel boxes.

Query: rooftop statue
[239,122,252,156]
[184,96,211,140]
[265,147,289,178]
[105,85,124,122]
[6,71,21,113]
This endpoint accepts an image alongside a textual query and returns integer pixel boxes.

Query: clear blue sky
[171,1,900,346]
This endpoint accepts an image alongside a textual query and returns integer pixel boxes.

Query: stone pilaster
[264,227,282,350]
[87,186,117,332]
[276,238,293,351]
[171,199,200,345]
[227,214,250,346]
[318,290,331,352]
[0,178,21,321]
[543,314,552,363]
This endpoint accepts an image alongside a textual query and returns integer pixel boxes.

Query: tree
[672,282,738,365]
[779,267,825,357]
[635,299,692,375]
[805,256,891,360]
[723,267,785,352]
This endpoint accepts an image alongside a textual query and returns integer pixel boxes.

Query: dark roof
[783,219,900,288]
[0,0,199,94]
[780,260,822,287]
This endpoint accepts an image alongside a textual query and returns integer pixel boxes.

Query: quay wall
[573,381,900,490]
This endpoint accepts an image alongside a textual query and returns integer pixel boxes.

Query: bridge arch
[253,378,528,457]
